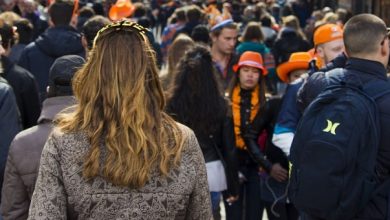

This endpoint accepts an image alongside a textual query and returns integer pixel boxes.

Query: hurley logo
[323,119,340,135]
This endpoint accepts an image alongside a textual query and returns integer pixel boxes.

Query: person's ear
[48,18,54,27]
[70,14,78,28]
[81,35,88,49]
[210,33,217,43]
[380,37,389,57]
[316,46,325,60]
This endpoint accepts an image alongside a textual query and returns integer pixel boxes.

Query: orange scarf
[232,85,260,150]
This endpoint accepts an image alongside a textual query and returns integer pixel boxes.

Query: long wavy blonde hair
[58,21,184,188]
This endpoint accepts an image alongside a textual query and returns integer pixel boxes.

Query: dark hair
[14,18,33,44]
[77,6,95,31]
[191,24,210,44]
[82,15,110,50]
[166,44,227,136]
[186,5,203,23]
[241,21,264,42]
[226,64,267,108]
[175,7,186,22]
[133,2,146,18]
[48,0,75,26]
[79,6,95,17]
[335,8,352,25]
[260,15,272,27]
[0,19,15,49]
[344,14,387,56]
[137,16,151,29]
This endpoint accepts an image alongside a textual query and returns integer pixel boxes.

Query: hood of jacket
[35,26,84,58]
[38,96,76,123]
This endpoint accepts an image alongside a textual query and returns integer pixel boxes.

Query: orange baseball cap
[313,23,343,46]
[277,52,315,82]
[109,0,135,21]
[233,51,268,75]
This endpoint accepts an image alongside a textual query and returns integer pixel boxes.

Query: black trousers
[264,202,299,220]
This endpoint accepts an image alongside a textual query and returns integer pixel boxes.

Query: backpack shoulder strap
[363,80,390,100]
[324,68,345,86]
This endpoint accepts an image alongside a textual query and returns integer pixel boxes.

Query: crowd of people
[0,0,389,219]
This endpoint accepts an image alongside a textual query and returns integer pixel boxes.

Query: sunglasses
[93,20,149,47]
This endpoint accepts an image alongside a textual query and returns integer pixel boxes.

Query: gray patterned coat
[27,124,212,220]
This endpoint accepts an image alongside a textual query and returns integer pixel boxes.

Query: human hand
[269,163,288,182]
[225,195,239,206]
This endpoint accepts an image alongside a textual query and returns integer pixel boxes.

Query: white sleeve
[272,132,295,157]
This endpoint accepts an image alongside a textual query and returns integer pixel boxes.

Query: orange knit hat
[233,51,268,75]
[313,23,343,46]
[277,52,315,82]
[109,0,135,21]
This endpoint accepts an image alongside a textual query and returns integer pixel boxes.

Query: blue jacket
[297,53,348,111]
[0,77,21,203]
[272,54,347,156]
[18,26,84,100]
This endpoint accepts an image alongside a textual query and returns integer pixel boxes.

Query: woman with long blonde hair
[28,21,212,219]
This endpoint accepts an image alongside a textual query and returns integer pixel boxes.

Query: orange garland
[231,85,260,150]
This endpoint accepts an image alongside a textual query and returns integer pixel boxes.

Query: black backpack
[288,69,390,220]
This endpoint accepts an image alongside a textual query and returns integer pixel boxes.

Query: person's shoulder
[11,64,36,80]
[308,71,327,82]
[175,122,201,152]
[0,77,10,89]
[10,125,44,147]
[0,78,14,99]
[175,122,195,140]
[7,123,49,159]
[285,78,304,94]
[22,41,37,51]
[48,128,88,150]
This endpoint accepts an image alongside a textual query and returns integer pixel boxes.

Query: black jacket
[297,57,390,219]
[2,56,41,129]
[239,96,288,172]
[166,97,239,197]
[344,59,390,219]
[194,115,239,197]
[18,26,84,100]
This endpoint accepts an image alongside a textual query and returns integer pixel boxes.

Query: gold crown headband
[92,20,148,48]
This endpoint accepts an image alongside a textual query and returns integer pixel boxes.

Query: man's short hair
[343,14,387,56]
[210,22,238,37]
[48,0,74,26]
[186,5,202,23]
[175,7,186,22]
[82,15,110,50]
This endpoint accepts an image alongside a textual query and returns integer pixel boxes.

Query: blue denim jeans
[210,191,222,213]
